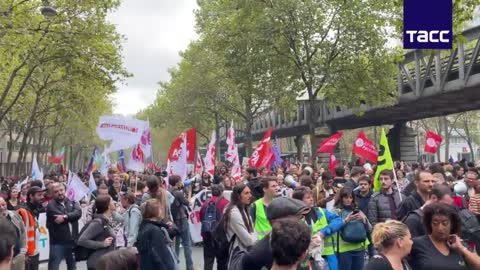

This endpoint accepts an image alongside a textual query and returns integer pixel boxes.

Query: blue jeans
[48,243,76,270]
[338,250,364,270]
[174,219,193,270]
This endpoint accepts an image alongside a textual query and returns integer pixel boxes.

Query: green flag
[373,128,394,192]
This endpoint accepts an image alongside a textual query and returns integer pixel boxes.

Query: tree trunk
[214,111,221,162]
[243,97,254,157]
[307,98,319,160]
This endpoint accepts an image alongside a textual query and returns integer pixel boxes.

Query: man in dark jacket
[403,184,454,237]
[169,175,193,270]
[396,170,436,220]
[354,176,373,216]
[199,184,230,270]
[46,183,81,270]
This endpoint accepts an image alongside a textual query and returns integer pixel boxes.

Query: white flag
[100,150,111,177]
[140,120,152,159]
[96,115,147,154]
[204,131,216,178]
[15,176,29,190]
[126,145,145,172]
[67,173,89,202]
[89,172,97,194]
[166,133,187,180]
[194,151,204,175]
[31,155,43,181]
[226,122,241,182]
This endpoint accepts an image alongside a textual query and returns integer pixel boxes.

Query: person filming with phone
[408,203,480,270]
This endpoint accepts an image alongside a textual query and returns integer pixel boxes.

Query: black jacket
[170,189,190,223]
[137,220,176,270]
[46,198,82,244]
[396,190,424,221]
[403,209,425,238]
[355,189,373,216]
[77,214,115,269]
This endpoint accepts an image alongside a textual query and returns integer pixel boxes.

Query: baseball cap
[26,186,44,199]
[267,197,310,222]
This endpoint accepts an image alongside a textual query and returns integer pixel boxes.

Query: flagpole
[392,168,403,202]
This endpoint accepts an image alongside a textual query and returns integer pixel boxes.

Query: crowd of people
[1,159,480,270]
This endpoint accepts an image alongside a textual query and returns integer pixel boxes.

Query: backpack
[201,196,222,235]
[74,218,108,262]
[338,210,367,243]
[401,209,423,223]
[211,216,236,256]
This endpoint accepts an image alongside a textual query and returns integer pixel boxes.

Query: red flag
[167,136,183,162]
[425,131,442,153]
[316,132,343,153]
[329,152,339,176]
[185,128,196,163]
[194,151,204,174]
[352,131,378,163]
[248,128,273,168]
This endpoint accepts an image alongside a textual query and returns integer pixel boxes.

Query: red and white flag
[194,151,203,175]
[226,122,242,181]
[248,128,273,168]
[186,128,197,163]
[316,132,343,153]
[329,152,339,176]
[352,131,378,163]
[424,131,442,154]
[204,131,216,177]
[126,144,145,172]
[166,134,187,180]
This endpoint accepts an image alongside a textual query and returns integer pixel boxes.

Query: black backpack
[201,197,222,236]
[211,216,236,256]
[74,218,108,261]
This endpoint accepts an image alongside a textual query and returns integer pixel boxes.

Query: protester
[468,181,480,216]
[313,171,337,211]
[0,197,26,270]
[403,184,454,237]
[346,167,365,189]
[169,175,193,270]
[113,192,142,249]
[17,187,44,270]
[364,220,412,270]
[333,187,371,270]
[224,184,256,252]
[408,203,477,270]
[291,186,342,270]
[6,188,21,211]
[334,167,348,189]
[251,177,279,240]
[270,219,311,270]
[368,170,405,226]
[77,195,116,270]
[240,197,309,270]
[396,170,436,220]
[46,183,82,270]
[137,199,178,270]
[199,184,229,270]
[0,218,17,270]
[95,249,138,270]
[142,176,171,221]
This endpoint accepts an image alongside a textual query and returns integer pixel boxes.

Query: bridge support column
[311,126,334,166]
[388,122,417,163]
[294,135,304,163]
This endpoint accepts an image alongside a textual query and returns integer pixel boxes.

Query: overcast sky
[108,0,198,115]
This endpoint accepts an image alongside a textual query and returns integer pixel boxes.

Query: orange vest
[17,208,36,256]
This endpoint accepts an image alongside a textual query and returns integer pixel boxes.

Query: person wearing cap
[292,186,343,270]
[240,196,310,270]
[17,187,44,270]
[250,177,279,240]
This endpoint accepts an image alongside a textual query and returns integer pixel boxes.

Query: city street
[39,246,206,270]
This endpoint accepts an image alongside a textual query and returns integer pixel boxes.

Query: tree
[453,111,480,161]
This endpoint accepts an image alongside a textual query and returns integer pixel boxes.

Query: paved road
[40,246,207,270]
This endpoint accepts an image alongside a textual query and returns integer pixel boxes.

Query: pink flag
[204,131,216,177]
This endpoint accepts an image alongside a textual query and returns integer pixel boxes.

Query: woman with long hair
[77,195,116,270]
[364,220,413,270]
[137,199,179,270]
[224,184,256,251]
[6,186,21,210]
[333,187,371,270]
